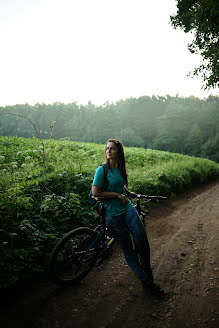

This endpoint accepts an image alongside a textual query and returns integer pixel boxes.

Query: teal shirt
[92,165,134,216]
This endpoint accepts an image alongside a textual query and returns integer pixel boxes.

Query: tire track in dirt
[147,182,219,328]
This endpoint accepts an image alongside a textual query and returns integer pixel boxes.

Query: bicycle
[48,194,167,286]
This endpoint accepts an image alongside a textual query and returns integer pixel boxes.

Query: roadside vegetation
[0,136,218,289]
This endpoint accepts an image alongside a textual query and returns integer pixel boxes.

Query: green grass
[1,136,218,192]
[0,136,218,288]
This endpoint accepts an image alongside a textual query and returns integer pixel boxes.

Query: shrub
[0,136,218,288]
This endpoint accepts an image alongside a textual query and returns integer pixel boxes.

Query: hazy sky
[0,0,218,106]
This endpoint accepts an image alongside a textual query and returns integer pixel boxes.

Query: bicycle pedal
[95,257,105,267]
[105,248,113,259]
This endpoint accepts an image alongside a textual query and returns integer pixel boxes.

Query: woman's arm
[92,185,128,204]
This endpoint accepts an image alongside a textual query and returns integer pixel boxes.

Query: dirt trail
[1,181,219,328]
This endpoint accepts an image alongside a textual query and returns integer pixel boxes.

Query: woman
[92,138,165,297]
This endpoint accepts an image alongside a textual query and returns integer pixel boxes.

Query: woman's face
[105,142,119,160]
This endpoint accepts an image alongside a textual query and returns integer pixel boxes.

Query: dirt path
[1,181,219,328]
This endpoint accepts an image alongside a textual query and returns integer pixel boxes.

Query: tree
[170,0,219,89]
[116,128,144,148]
[184,123,203,156]
[151,98,195,153]
[201,133,219,162]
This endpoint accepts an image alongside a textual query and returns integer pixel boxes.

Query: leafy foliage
[0,136,218,289]
[170,0,219,89]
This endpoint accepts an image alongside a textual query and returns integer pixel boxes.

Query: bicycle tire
[48,227,98,286]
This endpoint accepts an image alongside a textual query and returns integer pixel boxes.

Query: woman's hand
[118,193,128,204]
[125,188,137,199]
[128,191,137,199]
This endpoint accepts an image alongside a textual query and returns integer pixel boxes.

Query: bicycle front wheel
[48,227,98,286]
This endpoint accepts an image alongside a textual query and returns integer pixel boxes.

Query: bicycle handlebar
[136,194,167,200]
[91,195,167,208]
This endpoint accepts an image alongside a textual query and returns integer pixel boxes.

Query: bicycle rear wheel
[48,227,98,286]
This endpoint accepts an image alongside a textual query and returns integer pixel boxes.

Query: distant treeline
[0,95,219,162]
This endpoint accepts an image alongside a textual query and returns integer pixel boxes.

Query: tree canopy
[1,95,219,162]
[170,0,219,89]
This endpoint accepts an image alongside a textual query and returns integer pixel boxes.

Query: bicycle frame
[90,194,167,259]
[48,193,167,286]
[92,199,115,246]
[81,229,104,259]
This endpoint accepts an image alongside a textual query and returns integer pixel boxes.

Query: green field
[0,136,218,288]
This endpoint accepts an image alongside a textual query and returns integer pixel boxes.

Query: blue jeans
[105,207,151,281]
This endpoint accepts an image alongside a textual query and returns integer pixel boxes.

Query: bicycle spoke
[49,228,99,285]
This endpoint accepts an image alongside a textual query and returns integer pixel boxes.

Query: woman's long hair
[104,138,128,187]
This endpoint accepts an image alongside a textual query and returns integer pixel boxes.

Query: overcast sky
[0,0,218,107]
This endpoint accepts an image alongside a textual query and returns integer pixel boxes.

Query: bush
[0,136,218,288]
